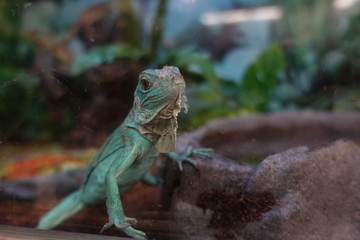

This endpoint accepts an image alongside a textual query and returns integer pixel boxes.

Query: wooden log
[0,225,132,240]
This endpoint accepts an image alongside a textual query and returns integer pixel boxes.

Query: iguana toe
[101,216,142,239]
[192,148,213,158]
[118,217,137,227]
[100,218,134,233]
[123,226,147,240]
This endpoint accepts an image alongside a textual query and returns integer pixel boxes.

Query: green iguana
[36,66,212,239]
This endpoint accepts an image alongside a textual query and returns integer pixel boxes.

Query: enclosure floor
[0,224,132,240]
[0,183,183,240]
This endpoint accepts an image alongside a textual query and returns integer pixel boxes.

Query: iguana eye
[140,77,151,90]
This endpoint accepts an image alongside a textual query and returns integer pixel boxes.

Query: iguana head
[131,66,187,153]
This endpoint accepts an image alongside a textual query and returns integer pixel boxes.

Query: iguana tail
[37,190,85,229]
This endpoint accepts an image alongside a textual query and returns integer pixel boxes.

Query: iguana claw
[101,216,146,239]
[171,146,214,171]
[123,226,147,240]
[100,216,137,233]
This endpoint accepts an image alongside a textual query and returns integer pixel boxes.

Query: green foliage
[158,47,225,129]
[274,0,360,111]
[0,69,48,141]
[68,0,168,76]
[179,90,233,130]
[0,1,23,37]
[332,88,360,111]
[70,44,147,75]
[0,1,74,141]
[0,1,38,141]
[177,44,286,129]
[239,44,285,112]
[0,68,75,141]
[5,0,359,142]
[159,47,220,93]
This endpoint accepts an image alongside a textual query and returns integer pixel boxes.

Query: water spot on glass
[82,125,94,132]
[24,2,32,8]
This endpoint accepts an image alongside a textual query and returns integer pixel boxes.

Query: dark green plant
[175,44,286,129]
[0,1,40,141]
[239,44,285,112]
[274,0,360,111]
[0,1,75,141]
[10,0,357,141]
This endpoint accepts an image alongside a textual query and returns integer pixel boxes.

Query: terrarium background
[1,0,359,145]
[1,0,360,239]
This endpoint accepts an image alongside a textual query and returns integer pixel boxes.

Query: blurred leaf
[195,85,221,102]
[160,47,221,97]
[179,82,240,130]
[149,0,168,58]
[70,44,147,75]
[114,0,140,46]
[0,70,42,140]
[0,0,24,37]
[332,88,360,111]
[0,68,75,141]
[0,37,34,67]
[21,1,57,35]
[239,43,285,112]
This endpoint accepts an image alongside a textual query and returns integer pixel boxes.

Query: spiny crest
[181,94,188,114]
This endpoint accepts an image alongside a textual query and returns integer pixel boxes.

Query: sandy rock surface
[171,139,360,240]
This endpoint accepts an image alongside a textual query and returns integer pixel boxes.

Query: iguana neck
[124,108,177,153]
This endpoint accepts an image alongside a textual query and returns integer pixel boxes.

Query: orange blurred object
[0,153,87,179]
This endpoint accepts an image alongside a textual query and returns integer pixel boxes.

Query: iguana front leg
[141,147,212,188]
[141,172,163,186]
[101,149,147,240]
[166,146,213,171]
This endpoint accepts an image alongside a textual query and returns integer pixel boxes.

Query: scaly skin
[37,66,212,239]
